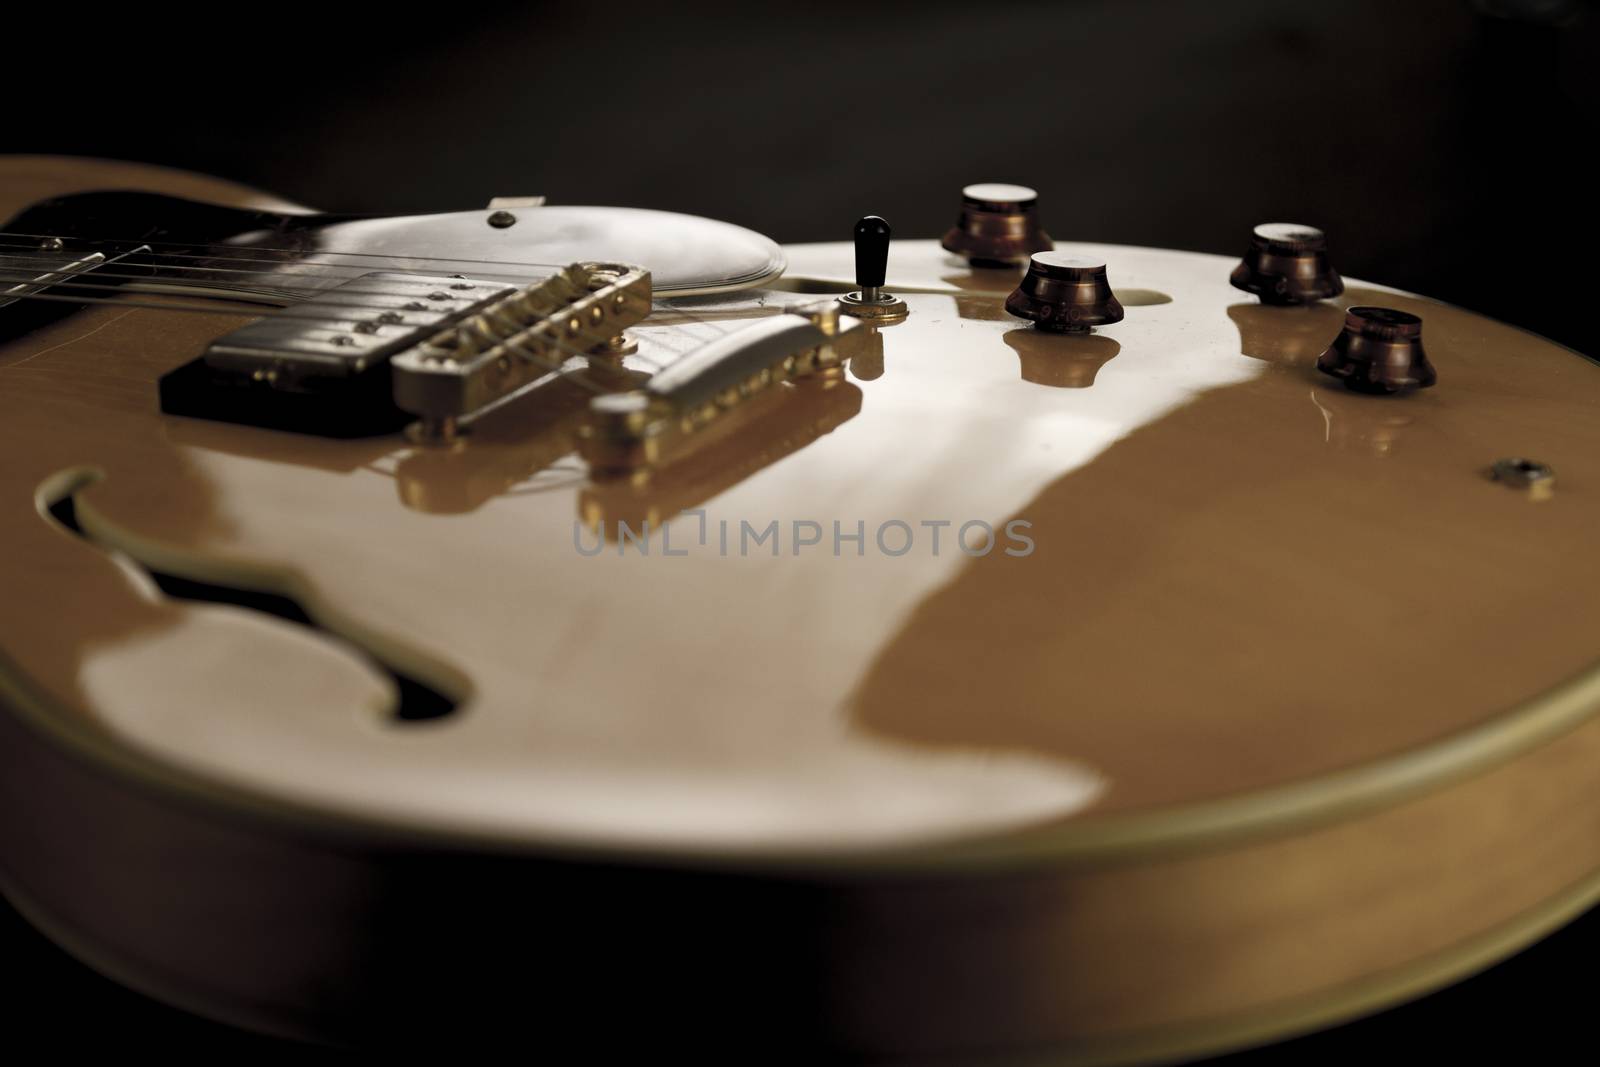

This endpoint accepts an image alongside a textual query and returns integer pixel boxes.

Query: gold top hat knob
[941,182,1054,268]
[1315,306,1436,395]
[1229,222,1344,305]
[1004,253,1124,332]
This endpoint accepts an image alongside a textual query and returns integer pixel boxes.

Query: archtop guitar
[2,156,1598,1062]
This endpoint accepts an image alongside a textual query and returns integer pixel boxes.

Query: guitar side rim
[9,848,1599,1063]
[8,647,1600,1059]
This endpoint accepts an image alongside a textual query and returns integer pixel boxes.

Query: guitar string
[0,234,788,326]
[0,284,434,325]
[0,262,745,342]
[0,241,795,378]
[0,274,744,364]
[0,225,818,468]
[0,284,646,394]
[0,282,827,419]
[0,253,774,343]
[0,226,774,386]
[0,250,559,304]
[0,252,755,343]
[0,230,763,348]
[0,230,576,271]
[0,280,748,373]
[0,244,781,339]
[0,241,565,279]
[0,247,553,286]
[0,259,557,305]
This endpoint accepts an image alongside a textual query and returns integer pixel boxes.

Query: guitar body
[4,156,1600,1062]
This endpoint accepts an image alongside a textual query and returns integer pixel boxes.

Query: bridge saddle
[578,301,861,477]
[392,263,652,442]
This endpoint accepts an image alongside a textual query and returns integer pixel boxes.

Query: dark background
[7,0,1599,1059]
[11,0,1600,354]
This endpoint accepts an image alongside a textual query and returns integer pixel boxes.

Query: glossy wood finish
[12,238,1600,853]
[5,158,1600,1059]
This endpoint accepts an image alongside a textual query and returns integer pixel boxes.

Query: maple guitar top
[4,157,1600,1061]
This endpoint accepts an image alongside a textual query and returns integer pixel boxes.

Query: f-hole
[43,488,458,723]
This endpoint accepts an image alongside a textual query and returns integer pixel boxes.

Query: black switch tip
[854,215,891,289]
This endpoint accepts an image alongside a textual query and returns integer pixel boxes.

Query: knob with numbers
[1004,252,1124,332]
[940,182,1053,268]
[1230,222,1344,305]
[1316,306,1436,394]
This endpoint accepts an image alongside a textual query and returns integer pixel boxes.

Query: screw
[1489,457,1555,490]
[487,210,517,229]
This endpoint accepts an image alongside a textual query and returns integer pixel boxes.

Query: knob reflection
[1003,328,1120,389]
[1228,301,1346,367]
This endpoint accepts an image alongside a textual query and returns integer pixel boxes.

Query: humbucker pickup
[159,264,651,438]
[200,272,519,386]
[160,264,852,460]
